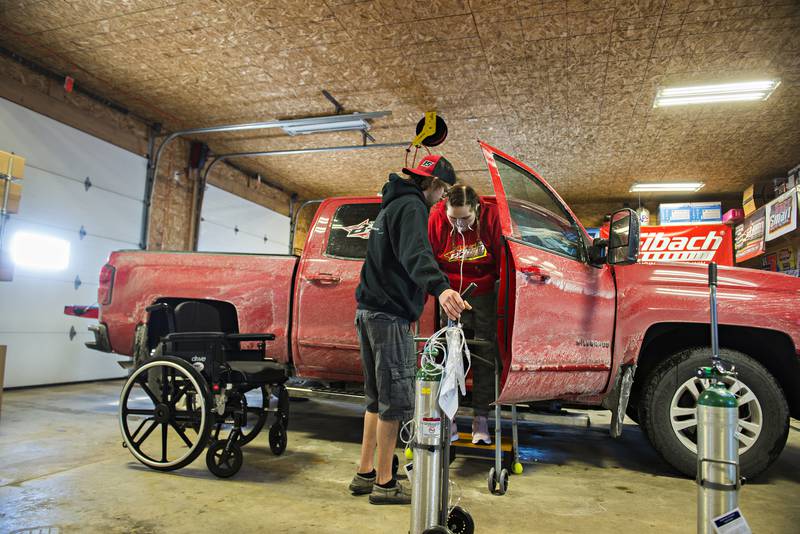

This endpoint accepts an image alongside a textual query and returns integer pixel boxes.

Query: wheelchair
[118,300,290,478]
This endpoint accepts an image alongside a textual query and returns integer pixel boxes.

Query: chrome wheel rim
[669,375,763,455]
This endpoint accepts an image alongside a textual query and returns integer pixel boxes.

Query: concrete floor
[1,381,798,534]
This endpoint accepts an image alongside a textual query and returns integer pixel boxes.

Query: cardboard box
[0,151,25,179]
[743,185,757,217]
[722,208,745,224]
[659,202,722,225]
[0,181,22,213]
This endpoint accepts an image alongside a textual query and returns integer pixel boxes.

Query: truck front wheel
[640,346,789,479]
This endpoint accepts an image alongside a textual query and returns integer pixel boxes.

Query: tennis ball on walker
[405,448,414,460]
[512,462,523,475]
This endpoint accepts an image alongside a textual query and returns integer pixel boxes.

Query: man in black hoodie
[349,154,468,505]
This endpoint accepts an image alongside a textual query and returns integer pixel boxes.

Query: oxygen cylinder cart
[696,262,748,534]
[409,283,477,534]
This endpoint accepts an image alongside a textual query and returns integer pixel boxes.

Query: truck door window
[494,156,585,261]
[325,203,382,260]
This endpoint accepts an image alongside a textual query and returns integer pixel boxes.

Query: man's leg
[375,418,400,485]
[367,311,414,504]
[350,311,380,495]
[359,411,378,473]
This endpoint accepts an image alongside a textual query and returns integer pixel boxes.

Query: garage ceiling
[1,0,799,206]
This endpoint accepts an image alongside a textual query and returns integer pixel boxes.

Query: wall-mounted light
[654,80,780,107]
[630,182,705,193]
[10,231,70,271]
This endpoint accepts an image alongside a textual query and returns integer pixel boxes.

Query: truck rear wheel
[640,346,789,479]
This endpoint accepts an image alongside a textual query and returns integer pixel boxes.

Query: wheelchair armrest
[226,333,276,342]
[162,331,226,342]
[146,302,171,314]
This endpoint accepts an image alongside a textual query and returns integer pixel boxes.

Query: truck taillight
[98,263,115,305]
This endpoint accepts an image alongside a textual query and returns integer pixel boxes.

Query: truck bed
[101,250,298,363]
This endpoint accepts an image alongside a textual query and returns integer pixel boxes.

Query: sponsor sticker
[341,219,374,239]
[735,207,766,263]
[765,187,797,241]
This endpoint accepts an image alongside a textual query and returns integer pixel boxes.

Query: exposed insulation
[0,0,798,218]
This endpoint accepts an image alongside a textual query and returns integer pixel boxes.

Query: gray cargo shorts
[355,309,416,421]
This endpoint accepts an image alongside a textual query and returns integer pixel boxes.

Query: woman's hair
[446,184,481,238]
[447,184,480,212]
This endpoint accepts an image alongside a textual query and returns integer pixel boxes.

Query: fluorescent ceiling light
[280,116,371,136]
[630,182,705,193]
[10,231,70,271]
[654,79,779,107]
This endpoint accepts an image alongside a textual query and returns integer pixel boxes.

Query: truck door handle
[308,273,341,285]
[521,265,550,282]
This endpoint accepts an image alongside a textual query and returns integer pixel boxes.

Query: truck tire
[640,346,789,480]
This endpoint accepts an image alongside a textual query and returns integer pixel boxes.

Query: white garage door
[198,184,290,254]
[0,97,146,388]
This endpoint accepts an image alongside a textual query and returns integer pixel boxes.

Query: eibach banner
[639,224,734,265]
[735,206,767,263]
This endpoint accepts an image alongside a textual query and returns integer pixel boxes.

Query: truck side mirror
[607,208,640,265]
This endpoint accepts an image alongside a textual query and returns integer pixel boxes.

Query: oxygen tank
[410,359,444,534]
[696,369,740,534]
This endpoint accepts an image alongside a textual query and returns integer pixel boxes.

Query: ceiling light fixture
[279,114,376,136]
[630,182,705,193]
[654,79,780,107]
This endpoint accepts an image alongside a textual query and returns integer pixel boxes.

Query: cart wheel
[206,440,243,478]
[447,506,475,534]
[512,461,524,475]
[498,468,509,495]
[392,454,399,477]
[487,467,498,494]
[269,422,288,455]
[119,356,211,472]
[405,447,414,461]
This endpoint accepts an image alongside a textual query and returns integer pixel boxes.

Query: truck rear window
[325,203,382,260]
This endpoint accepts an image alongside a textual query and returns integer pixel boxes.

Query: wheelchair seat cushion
[228,360,287,384]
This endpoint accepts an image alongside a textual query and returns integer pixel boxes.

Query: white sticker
[420,417,441,439]
[712,508,752,534]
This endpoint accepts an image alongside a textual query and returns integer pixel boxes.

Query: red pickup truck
[88,141,799,480]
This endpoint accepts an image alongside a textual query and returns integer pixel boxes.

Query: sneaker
[369,480,412,505]
[472,416,491,445]
[450,420,460,443]
[349,472,376,495]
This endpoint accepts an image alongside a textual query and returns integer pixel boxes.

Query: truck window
[325,203,382,260]
[493,156,584,261]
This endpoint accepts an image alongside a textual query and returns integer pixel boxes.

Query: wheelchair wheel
[206,440,243,478]
[211,386,268,447]
[269,422,288,456]
[119,356,211,471]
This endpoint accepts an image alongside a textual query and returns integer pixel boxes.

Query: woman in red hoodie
[428,184,503,444]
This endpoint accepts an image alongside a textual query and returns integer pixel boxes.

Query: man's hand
[439,289,470,321]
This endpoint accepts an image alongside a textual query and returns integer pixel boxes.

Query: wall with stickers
[736,163,800,275]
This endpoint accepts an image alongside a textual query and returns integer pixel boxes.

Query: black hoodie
[356,173,451,322]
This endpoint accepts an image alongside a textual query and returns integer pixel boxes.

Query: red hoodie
[428,199,503,297]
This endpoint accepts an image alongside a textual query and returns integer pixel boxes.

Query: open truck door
[479,142,617,404]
